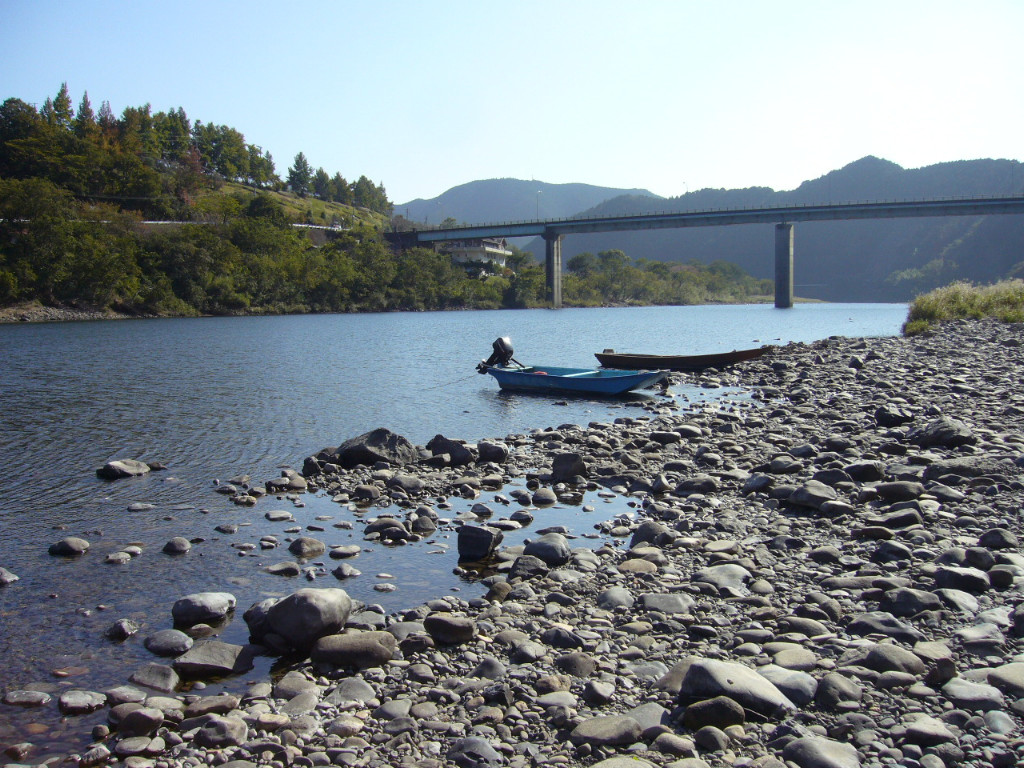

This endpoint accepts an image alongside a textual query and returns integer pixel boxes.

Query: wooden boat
[477,336,668,395]
[595,346,769,371]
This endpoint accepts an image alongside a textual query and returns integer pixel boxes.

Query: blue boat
[476,337,668,396]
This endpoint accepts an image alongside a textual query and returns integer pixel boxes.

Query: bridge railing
[405,193,1024,233]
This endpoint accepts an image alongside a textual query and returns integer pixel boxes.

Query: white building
[442,237,512,270]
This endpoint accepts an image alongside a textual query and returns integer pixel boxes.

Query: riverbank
[0,301,137,324]
[5,318,1024,768]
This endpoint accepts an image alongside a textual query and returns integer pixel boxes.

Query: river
[0,303,906,755]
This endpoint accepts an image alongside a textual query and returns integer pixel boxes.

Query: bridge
[386,196,1024,308]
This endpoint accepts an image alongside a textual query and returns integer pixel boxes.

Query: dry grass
[903,279,1024,335]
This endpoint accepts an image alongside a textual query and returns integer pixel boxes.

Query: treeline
[0,176,493,314]
[0,175,770,314]
[563,250,771,306]
[0,84,770,316]
[0,83,392,220]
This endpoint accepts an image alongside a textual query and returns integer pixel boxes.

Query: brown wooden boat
[595,346,769,371]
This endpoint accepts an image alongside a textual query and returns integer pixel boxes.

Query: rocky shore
[6,318,1024,768]
[0,302,136,324]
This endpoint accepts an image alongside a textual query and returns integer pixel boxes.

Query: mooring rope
[421,372,482,391]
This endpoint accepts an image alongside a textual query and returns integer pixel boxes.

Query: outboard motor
[477,336,518,373]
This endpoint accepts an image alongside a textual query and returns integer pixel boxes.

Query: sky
[3,0,1022,205]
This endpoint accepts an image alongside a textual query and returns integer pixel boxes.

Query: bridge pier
[544,231,564,308]
[774,223,794,309]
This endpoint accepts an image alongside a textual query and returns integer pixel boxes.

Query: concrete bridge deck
[386,196,1024,307]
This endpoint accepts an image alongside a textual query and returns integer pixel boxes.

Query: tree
[566,252,598,278]
[313,167,331,199]
[52,83,74,130]
[0,98,42,177]
[73,92,98,141]
[330,172,352,204]
[288,152,312,197]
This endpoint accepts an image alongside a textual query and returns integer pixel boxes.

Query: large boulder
[311,631,397,669]
[244,588,353,654]
[426,434,477,466]
[908,416,976,448]
[523,532,571,566]
[173,640,254,677]
[457,524,504,562]
[678,659,796,717]
[332,428,418,469]
[551,452,588,482]
[171,592,236,626]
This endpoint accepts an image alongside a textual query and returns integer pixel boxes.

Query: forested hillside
[0,84,770,316]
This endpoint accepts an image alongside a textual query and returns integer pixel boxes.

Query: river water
[0,303,906,754]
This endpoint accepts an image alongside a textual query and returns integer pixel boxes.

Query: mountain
[396,179,660,226]
[518,157,1024,302]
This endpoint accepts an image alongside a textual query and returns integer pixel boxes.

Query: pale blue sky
[2,0,1022,204]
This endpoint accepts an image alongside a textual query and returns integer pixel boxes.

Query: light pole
[536,190,542,220]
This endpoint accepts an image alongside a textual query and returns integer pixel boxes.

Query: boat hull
[595,347,768,371]
[483,365,668,395]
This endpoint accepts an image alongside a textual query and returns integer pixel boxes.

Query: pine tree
[288,152,312,197]
[73,91,98,140]
[52,83,74,129]
[313,167,331,199]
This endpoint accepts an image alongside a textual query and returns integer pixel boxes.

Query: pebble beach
[4,317,1024,768]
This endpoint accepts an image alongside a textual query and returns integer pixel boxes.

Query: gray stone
[597,586,635,609]
[845,612,924,643]
[129,663,180,693]
[640,592,695,614]
[171,592,236,626]
[310,631,397,669]
[678,659,795,717]
[524,532,572,565]
[569,714,642,746]
[448,736,504,767]
[908,416,976,448]
[49,536,90,556]
[841,643,926,675]
[934,565,990,593]
[879,587,942,617]
[693,563,751,592]
[162,536,191,554]
[243,587,352,653]
[288,537,326,558]
[423,613,476,644]
[96,459,152,479]
[3,690,52,707]
[551,452,588,481]
[118,707,164,737]
[333,428,419,468]
[788,480,837,509]
[782,736,861,768]
[682,695,745,730]
[940,677,1004,711]
[192,714,249,748]
[757,665,818,705]
[987,661,1024,696]
[902,715,958,746]
[325,677,377,705]
[173,640,252,677]
[814,672,864,709]
[457,524,504,562]
[57,689,106,715]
